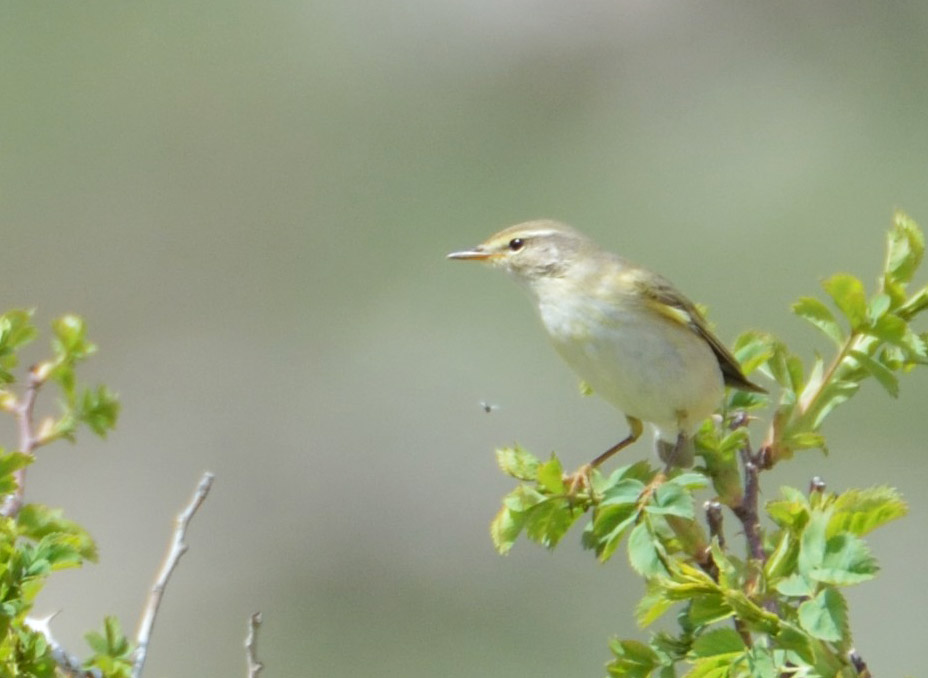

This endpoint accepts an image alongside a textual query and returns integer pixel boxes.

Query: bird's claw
[563,463,594,498]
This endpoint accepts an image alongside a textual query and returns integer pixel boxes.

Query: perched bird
[448,220,764,479]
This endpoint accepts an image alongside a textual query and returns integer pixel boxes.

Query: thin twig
[131,472,215,678]
[731,445,766,562]
[1,369,43,517]
[245,612,264,678]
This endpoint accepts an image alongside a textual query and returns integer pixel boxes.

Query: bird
[448,220,764,484]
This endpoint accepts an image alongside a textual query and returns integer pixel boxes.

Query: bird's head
[447,220,596,285]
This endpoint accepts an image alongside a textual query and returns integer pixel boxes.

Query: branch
[704,500,726,550]
[26,613,102,678]
[731,445,766,562]
[245,612,264,678]
[131,472,215,678]
[0,368,43,517]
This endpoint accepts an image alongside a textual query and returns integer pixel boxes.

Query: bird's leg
[655,432,695,468]
[564,416,644,495]
[591,416,645,468]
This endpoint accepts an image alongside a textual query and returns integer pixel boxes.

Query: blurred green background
[2,1,928,675]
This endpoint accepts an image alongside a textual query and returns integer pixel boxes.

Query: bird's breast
[535,292,723,433]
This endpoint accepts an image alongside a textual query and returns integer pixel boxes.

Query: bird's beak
[447,247,492,261]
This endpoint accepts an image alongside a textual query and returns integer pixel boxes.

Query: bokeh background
[3,2,928,676]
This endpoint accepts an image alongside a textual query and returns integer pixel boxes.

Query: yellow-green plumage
[448,220,764,468]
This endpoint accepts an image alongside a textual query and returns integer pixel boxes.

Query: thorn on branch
[704,500,725,550]
[245,612,264,678]
[26,613,102,678]
[809,476,826,494]
[849,648,872,678]
[131,471,215,678]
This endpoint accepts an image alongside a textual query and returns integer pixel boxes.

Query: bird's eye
[508,238,524,252]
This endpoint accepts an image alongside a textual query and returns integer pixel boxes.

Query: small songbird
[448,220,764,479]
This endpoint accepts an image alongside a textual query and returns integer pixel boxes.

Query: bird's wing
[631,271,767,394]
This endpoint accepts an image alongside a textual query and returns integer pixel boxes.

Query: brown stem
[731,445,766,562]
[704,501,726,550]
[0,368,43,518]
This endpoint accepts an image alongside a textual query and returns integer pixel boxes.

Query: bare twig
[731,445,766,562]
[1,369,43,517]
[245,612,264,678]
[131,472,215,678]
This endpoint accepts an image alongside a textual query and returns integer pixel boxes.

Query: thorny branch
[131,472,215,678]
[26,614,101,678]
[730,444,766,562]
[0,368,44,517]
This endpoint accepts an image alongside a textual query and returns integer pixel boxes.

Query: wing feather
[631,271,767,394]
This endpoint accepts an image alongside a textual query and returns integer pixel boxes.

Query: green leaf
[689,628,745,658]
[823,273,868,330]
[809,380,859,430]
[797,510,828,577]
[775,623,815,665]
[0,310,38,381]
[495,445,540,481]
[684,654,745,678]
[578,379,594,396]
[490,505,527,555]
[536,456,565,494]
[593,504,638,562]
[763,530,798,581]
[523,498,577,548]
[646,483,695,520]
[868,292,891,324]
[732,331,778,376]
[78,385,120,437]
[792,297,845,346]
[635,585,674,628]
[798,587,848,642]
[52,315,96,362]
[600,478,646,506]
[667,472,709,490]
[848,349,899,397]
[810,533,878,586]
[17,504,98,562]
[687,594,734,626]
[492,485,545,554]
[828,486,908,536]
[627,522,668,578]
[766,491,809,531]
[784,431,826,453]
[775,573,815,598]
[607,639,659,678]
[884,210,924,285]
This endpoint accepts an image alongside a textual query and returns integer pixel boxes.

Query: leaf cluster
[490,212,927,677]
[0,312,125,677]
